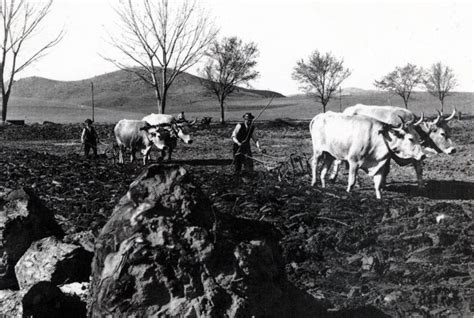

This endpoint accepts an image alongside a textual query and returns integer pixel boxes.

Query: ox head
[171,119,196,144]
[139,123,170,151]
[381,118,425,161]
[419,109,456,154]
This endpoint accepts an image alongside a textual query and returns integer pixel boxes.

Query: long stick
[233,97,274,165]
[254,96,274,122]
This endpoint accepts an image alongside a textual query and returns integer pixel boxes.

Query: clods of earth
[0,118,472,316]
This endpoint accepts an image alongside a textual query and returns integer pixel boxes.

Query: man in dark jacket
[231,112,262,174]
[81,119,98,158]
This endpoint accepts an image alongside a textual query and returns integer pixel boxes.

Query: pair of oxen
[114,114,195,165]
[310,104,456,199]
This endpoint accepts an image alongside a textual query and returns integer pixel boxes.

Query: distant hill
[11,69,284,113]
[341,87,368,95]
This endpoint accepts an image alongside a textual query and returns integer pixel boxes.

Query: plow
[101,143,311,183]
[239,152,312,183]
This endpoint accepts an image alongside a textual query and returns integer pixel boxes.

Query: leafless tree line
[0,0,459,123]
[0,0,62,122]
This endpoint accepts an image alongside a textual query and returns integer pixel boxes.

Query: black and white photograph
[0,0,472,316]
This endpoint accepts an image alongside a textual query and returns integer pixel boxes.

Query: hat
[243,112,255,120]
[85,119,93,124]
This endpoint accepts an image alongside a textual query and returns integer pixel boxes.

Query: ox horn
[391,116,404,131]
[444,108,456,121]
[397,115,406,129]
[413,112,424,126]
[189,118,197,126]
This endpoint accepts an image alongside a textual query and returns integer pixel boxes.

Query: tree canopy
[292,50,351,113]
[202,36,259,123]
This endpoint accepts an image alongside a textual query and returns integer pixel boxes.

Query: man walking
[81,119,98,158]
[231,112,262,174]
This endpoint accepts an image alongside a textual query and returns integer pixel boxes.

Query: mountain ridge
[11,69,285,113]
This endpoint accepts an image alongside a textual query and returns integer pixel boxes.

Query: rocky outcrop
[89,165,328,317]
[0,289,23,316]
[0,188,64,289]
[14,236,92,290]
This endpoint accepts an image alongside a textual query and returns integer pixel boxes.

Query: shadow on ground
[387,180,474,200]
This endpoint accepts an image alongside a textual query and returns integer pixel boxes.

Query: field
[6,90,474,124]
[0,114,472,316]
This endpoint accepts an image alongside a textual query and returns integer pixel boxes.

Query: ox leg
[167,148,173,161]
[413,160,425,188]
[118,145,125,164]
[346,161,358,193]
[143,147,152,165]
[373,173,383,199]
[328,159,341,182]
[320,154,335,188]
[311,151,322,186]
[381,160,391,189]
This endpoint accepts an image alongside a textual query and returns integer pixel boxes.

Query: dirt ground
[0,118,472,317]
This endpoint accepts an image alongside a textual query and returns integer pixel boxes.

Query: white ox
[142,114,195,160]
[310,111,425,199]
[329,104,456,187]
[344,104,456,154]
[114,119,170,165]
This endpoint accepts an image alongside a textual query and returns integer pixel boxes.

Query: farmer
[177,111,187,123]
[81,118,98,158]
[231,112,262,174]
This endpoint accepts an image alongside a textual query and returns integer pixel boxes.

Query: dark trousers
[84,142,98,157]
[233,143,253,173]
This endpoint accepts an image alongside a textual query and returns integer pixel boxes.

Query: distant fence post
[91,82,95,122]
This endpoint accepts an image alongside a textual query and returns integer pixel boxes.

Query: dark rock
[22,281,86,318]
[0,188,64,289]
[15,236,92,290]
[89,165,328,317]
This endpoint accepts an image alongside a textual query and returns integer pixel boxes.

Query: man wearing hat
[231,112,262,174]
[81,119,98,158]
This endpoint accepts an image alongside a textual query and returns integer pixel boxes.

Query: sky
[17,0,474,96]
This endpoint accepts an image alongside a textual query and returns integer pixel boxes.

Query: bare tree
[374,63,424,109]
[105,0,218,114]
[202,37,259,124]
[424,62,457,113]
[292,50,351,113]
[0,0,63,123]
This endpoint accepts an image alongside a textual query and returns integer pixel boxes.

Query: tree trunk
[155,96,162,114]
[403,99,408,109]
[152,78,163,114]
[2,94,9,123]
[440,99,444,113]
[322,101,327,113]
[220,99,225,124]
[161,92,167,114]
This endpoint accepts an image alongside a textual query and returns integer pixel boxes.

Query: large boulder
[89,165,328,317]
[0,188,64,289]
[14,236,93,290]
